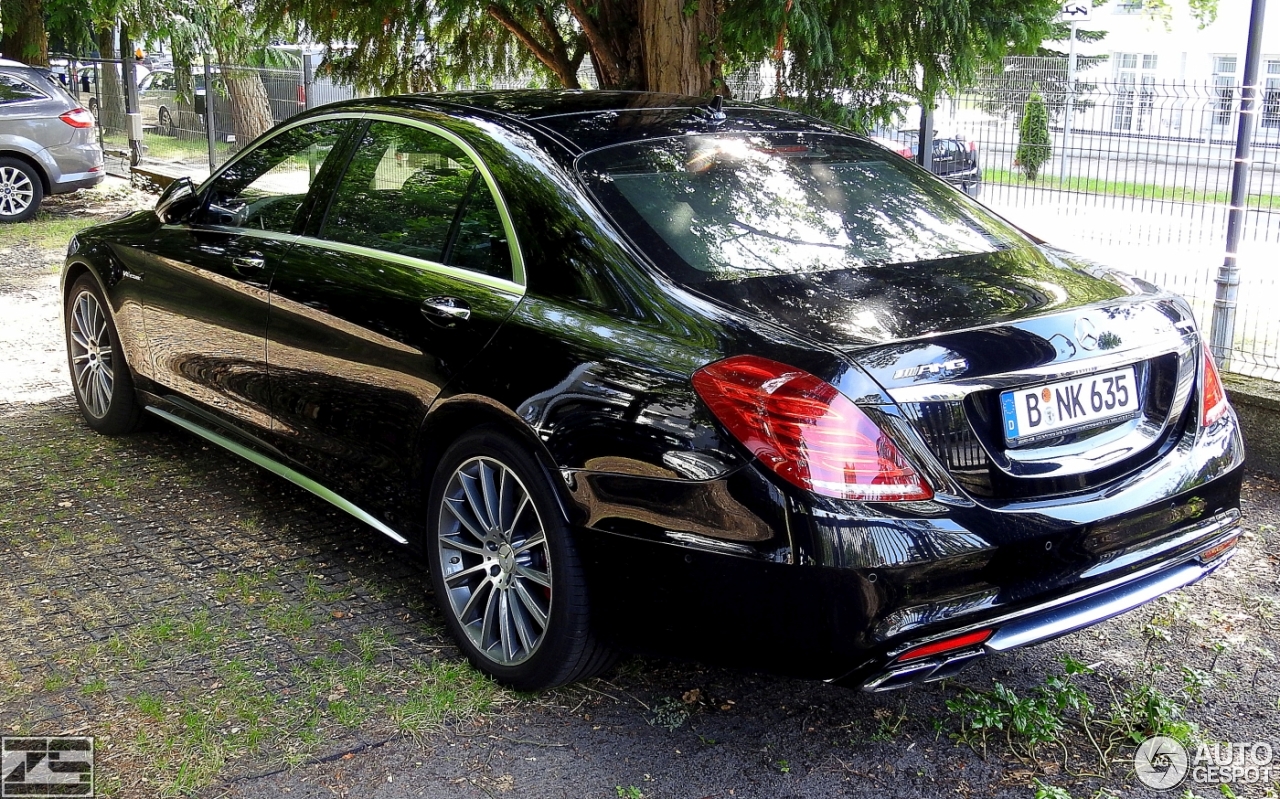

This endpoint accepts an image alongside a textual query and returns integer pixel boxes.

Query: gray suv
[0,58,104,222]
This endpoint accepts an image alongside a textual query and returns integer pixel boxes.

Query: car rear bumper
[844,513,1240,691]
[52,172,105,194]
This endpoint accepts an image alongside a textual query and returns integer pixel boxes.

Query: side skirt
[145,406,411,546]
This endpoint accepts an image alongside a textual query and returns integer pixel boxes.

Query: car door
[266,117,525,522]
[127,117,353,434]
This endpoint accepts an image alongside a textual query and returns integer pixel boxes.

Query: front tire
[0,157,42,223]
[427,427,613,690]
[65,275,144,434]
[158,107,173,136]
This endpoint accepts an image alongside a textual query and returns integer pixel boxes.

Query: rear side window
[0,73,48,104]
[578,133,1023,285]
[318,120,512,280]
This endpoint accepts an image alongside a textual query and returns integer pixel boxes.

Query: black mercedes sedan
[61,91,1244,692]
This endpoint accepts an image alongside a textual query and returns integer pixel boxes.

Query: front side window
[579,133,1024,285]
[318,121,512,279]
[201,119,349,233]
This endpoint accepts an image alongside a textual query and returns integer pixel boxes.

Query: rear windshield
[577,133,1025,284]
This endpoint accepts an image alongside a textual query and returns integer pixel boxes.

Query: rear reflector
[692,355,933,502]
[1200,344,1229,427]
[59,108,95,128]
[1197,535,1238,564]
[897,629,993,662]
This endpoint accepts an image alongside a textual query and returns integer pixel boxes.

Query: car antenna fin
[704,94,727,122]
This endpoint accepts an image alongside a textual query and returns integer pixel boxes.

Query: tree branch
[569,34,589,72]
[535,5,571,69]
[486,2,578,86]
[564,0,622,86]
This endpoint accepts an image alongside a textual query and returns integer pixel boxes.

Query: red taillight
[897,629,992,662]
[1201,344,1228,427]
[967,139,978,152]
[691,355,933,502]
[59,108,95,128]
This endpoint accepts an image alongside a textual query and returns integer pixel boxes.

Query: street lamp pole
[1061,19,1077,182]
[1208,0,1267,368]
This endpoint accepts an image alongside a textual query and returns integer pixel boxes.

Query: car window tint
[201,119,349,233]
[149,72,175,91]
[319,121,512,280]
[0,74,48,103]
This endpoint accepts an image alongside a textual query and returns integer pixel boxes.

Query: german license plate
[1000,366,1139,445]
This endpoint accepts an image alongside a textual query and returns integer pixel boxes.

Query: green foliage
[254,0,1063,104]
[650,696,691,731]
[1033,780,1076,799]
[1016,87,1052,180]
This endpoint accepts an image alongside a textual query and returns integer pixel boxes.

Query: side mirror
[155,176,199,224]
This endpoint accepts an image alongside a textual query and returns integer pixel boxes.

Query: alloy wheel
[0,165,35,218]
[437,456,552,665]
[68,290,115,418]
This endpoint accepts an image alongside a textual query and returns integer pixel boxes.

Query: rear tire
[426,427,613,690]
[158,107,173,136]
[65,275,145,434]
[0,157,43,223]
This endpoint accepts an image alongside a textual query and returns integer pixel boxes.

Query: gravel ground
[1,187,1277,799]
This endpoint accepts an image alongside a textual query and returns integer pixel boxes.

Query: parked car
[871,130,983,197]
[0,58,103,222]
[72,62,149,119]
[62,92,1243,691]
[140,67,291,141]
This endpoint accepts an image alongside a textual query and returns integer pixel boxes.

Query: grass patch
[945,654,1205,771]
[0,213,90,251]
[987,166,1280,209]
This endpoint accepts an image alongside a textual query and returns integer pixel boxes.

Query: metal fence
[870,57,1279,380]
[51,56,372,180]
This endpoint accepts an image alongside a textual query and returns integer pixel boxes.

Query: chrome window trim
[160,223,298,246]
[160,224,525,297]
[296,235,526,296]
[190,110,527,291]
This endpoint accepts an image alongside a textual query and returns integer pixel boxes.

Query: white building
[1065,0,1280,141]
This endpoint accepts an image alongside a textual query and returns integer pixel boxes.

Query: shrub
[1016,87,1053,181]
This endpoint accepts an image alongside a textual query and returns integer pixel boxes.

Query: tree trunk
[221,67,274,146]
[638,0,721,95]
[0,0,49,66]
[95,28,128,135]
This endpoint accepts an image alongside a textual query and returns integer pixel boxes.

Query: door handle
[232,254,265,275]
[421,296,471,326]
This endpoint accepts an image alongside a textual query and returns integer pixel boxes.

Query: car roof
[319,90,848,158]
